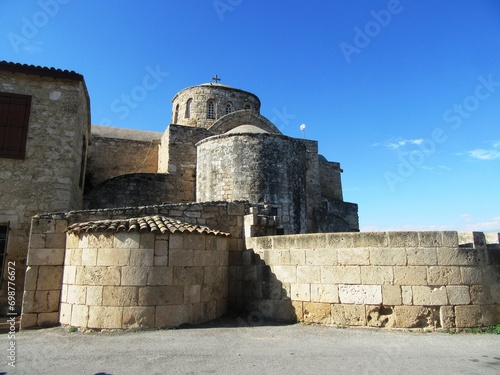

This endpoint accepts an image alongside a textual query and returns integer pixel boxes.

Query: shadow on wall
[239,251,297,323]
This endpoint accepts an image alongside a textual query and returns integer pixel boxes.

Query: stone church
[0,61,358,323]
[5,62,496,331]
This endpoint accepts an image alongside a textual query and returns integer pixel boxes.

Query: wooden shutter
[0,93,32,159]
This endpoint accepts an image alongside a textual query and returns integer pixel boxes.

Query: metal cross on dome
[212,74,221,83]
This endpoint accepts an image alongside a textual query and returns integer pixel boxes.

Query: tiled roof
[0,61,84,81]
[66,215,230,236]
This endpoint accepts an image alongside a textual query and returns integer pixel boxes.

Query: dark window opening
[0,224,8,286]
[207,100,215,119]
[276,228,285,235]
[0,93,32,159]
[185,98,192,118]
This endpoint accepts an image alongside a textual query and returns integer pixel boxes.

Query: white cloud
[372,138,424,150]
[466,141,500,160]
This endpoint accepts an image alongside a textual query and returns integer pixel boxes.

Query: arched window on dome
[174,104,179,123]
[207,100,215,119]
[225,102,233,115]
[185,98,192,118]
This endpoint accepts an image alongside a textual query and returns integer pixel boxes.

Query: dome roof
[225,125,269,134]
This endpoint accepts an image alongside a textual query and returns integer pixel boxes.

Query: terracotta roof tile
[66,215,229,236]
[0,61,84,81]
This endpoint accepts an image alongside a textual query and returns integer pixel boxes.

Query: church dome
[225,125,269,134]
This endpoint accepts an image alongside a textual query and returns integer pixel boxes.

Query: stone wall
[86,126,161,193]
[171,84,261,128]
[197,133,307,234]
[20,201,247,329]
[157,125,213,202]
[319,159,343,201]
[242,231,500,328]
[21,214,68,328]
[86,173,173,209]
[59,230,229,329]
[0,68,89,311]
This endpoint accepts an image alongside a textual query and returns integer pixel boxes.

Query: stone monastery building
[1,62,499,331]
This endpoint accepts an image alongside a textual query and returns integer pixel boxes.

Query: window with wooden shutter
[0,93,32,160]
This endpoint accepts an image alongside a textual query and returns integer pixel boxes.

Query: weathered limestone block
[169,233,184,249]
[184,284,201,304]
[75,266,121,286]
[455,305,482,328]
[370,247,406,266]
[62,265,76,284]
[481,305,500,326]
[81,248,98,265]
[183,234,206,251]
[353,232,388,247]
[331,304,366,326]
[120,266,148,286]
[147,267,173,285]
[271,266,297,283]
[156,304,193,327]
[70,304,89,327]
[406,248,437,266]
[303,302,331,324]
[419,232,443,247]
[305,248,336,265]
[86,285,103,305]
[437,247,480,266]
[37,312,59,327]
[88,306,123,329]
[446,286,471,305]
[388,232,419,247]
[154,239,168,257]
[102,286,138,306]
[20,314,38,329]
[96,248,131,266]
[337,248,370,265]
[154,255,169,266]
[138,285,184,306]
[36,266,63,290]
[66,285,87,305]
[59,302,72,325]
[366,305,395,328]
[46,233,65,248]
[460,266,482,284]
[382,285,402,305]
[411,286,448,306]
[140,232,155,249]
[113,232,140,249]
[393,306,440,328]
[439,306,455,329]
[427,266,461,285]
[490,285,500,304]
[401,286,412,305]
[27,247,65,266]
[70,248,83,266]
[290,283,311,301]
[66,233,79,249]
[360,266,393,284]
[30,234,47,249]
[271,300,297,322]
[320,266,360,284]
[469,285,492,305]
[325,233,355,248]
[297,265,320,283]
[24,266,38,291]
[393,266,427,285]
[169,249,194,266]
[122,306,155,328]
[338,285,382,305]
[204,266,223,284]
[281,249,306,266]
[87,233,113,249]
[129,248,154,266]
[310,284,339,303]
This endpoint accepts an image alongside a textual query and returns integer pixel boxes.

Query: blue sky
[1,0,499,232]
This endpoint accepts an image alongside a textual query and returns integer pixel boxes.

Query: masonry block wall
[243,231,500,329]
[0,65,90,311]
[85,125,161,193]
[20,201,246,329]
[21,214,68,328]
[59,230,229,329]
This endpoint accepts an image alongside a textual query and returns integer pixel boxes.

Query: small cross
[212,74,221,83]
